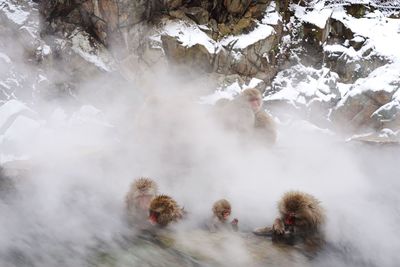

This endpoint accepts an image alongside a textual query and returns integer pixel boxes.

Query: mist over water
[1,29,400,267]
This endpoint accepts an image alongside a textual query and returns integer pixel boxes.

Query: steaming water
[0,88,399,267]
[1,8,400,265]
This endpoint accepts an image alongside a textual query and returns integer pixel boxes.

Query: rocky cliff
[1,0,400,140]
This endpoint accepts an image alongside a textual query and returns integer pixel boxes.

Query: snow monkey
[125,177,159,226]
[207,199,239,232]
[148,195,184,227]
[216,88,277,144]
[242,88,277,144]
[253,191,325,246]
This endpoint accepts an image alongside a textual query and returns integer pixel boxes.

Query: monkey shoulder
[253,111,277,144]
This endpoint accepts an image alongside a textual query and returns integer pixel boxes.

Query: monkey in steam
[253,191,325,247]
[206,199,239,233]
[242,88,277,144]
[125,177,159,227]
[216,88,277,144]
[148,195,184,227]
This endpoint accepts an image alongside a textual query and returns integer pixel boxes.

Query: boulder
[331,89,395,132]
[183,7,209,25]
[223,0,252,15]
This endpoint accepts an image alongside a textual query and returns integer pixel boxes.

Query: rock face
[1,0,399,139]
[330,62,400,134]
[38,0,284,85]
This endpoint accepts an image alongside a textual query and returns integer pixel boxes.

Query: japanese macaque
[148,195,184,227]
[125,177,159,227]
[216,88,277,144]
[243,88,277,144]
[207,199,239,233]
[253,191,325,246]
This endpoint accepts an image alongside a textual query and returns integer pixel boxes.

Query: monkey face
[148,209,160,225]
[284,212,296,226]
[248,97,262,112]
[220,209,231,222]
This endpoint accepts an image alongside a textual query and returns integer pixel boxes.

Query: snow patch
[221,24,275,50]
[0,100,35,129]
[70,31,114,72]
[292,4,333,29]
[0,0,29,25]
[162,20,218,54]
[199,82,242,105]
[331,8,400,59]
[0,52,11,64]
[266,65,339,106]
[336,62,400,110]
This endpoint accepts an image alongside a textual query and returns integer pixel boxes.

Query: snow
[244,78,263,90]
[372,100,400,119]
[42,45,51,56]
[2,115,41,142]
[163,20,218,54]
[0,0,29,25]
[162,2,280,52]
[220,24,275,50]
[292,4,333,29]
[199,82,242,105]
[331,8,400,59]
[0,100,34,129]
[0,52,11,64]
[336,61,400,107]
[262,2,282,25]
[69,105,113,128]
[70,31,114,72]
[265,65,339,106]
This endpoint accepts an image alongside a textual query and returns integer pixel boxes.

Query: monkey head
[125,177,158,212]
[212,199,232,222]
[278,191,325,231]
[148,195,183,227]
[241,88,263,113]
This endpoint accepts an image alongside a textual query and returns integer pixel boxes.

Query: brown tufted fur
[274,191,326,235]
[215,88,277,144]
[149,195,183,227]
[212,199,232,221]
[125,177,158,211]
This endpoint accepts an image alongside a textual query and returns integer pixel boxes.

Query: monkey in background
[215,88,277,145]
[125,177,159,228]
[148,195,184,227]
[206,199,239,233]
[253,191,326,249]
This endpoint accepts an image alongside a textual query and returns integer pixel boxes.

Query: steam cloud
[0,21,399,267]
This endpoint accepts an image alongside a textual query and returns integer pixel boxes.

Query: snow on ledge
[162,20,218,54]
[0,100,35,129]
[336,61,400,108]
[292,4,333,29]
[331,8,400,60]
[220,24,275,50]
[70,30,114,72]
[0,0,29,26]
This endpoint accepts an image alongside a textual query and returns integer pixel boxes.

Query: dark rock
[161,35,214,73]
[183,7,209,24]
[345,4,373,18]
[223,0,252,15]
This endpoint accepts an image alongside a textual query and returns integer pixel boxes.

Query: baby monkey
[207,199,239,233]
